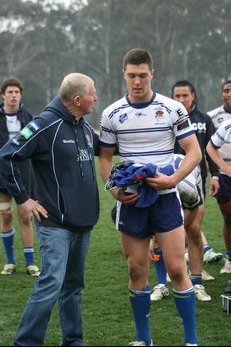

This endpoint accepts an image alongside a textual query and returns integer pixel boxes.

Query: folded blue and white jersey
[105,161,174,208]
[174,154,203,209]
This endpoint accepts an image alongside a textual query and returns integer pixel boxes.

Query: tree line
[0,0,230,128]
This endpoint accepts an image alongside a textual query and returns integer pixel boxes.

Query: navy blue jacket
[175,104,219,179]
[0,103,34,195]
[0,97,99,229]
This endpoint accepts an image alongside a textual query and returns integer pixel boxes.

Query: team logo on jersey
[155,109,164,118]
[119,113,128,123]
[217,117,224,124]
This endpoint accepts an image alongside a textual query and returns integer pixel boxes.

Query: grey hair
[59,73,91,102]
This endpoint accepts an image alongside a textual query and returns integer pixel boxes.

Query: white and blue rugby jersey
[208,105,231,164]
[100,92,194,168]
[211,119,231,170]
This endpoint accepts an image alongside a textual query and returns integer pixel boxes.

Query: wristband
[211,176,219,180]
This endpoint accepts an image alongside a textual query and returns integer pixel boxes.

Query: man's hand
[18,198,48,222]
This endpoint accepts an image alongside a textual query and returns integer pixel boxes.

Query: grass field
[0,169,230,346]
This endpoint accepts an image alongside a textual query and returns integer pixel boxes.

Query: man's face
[222,82,231,109]
[2,85,21,109]
[123,63,153,102]
[78,81,97,115]
[172,86,195,113]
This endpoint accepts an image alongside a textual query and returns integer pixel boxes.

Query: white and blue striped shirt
[100,92,194,168]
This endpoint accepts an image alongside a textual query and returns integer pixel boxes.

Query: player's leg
[121,232,152,346]
[0,191,16,275]
[219,201,231,274]
[17,204,40,276]
[157,226,198,345]
[184,206,211,301]
[150,237,169,301]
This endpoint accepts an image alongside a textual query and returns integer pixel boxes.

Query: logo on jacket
[20,126,33,139]
[77,149,92,162]
[63,139,75,143]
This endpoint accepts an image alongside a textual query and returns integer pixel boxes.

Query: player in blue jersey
[99,48,201,346]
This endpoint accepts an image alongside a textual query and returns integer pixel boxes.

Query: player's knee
[19,215,32,227]
[186,226,202,246]
[168,265,184,283]
[128,264,144,282]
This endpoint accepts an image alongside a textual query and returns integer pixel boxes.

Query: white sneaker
[185,344,198,346]
[220,259,231,274]
[201,269,215,281]
[150,284,169,301]
[194,284,211,301]
[203,248,223,263]
[128,340,153,346]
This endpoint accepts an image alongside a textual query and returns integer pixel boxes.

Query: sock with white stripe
[173,287,198,344]
[24,247,34,266]
[1,228,16,264]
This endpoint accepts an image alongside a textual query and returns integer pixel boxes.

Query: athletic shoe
[194,284,211,301]
[26,265,40,277]
[201,269,215,281]
[220,259,231,274]
[150,284,169,301]
[203,248,223,263]
[185,344,198,346]
[128,340,153,346]
[1,263,16,275]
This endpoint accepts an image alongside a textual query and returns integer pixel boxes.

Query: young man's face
[222,82,231,109]
[2,85,21,109]
[172,86,195,113]
[123,63,153,103]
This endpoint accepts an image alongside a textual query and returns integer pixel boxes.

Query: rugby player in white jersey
[99,48,201,346]
[150,154,212,303]
[207,80,231,274]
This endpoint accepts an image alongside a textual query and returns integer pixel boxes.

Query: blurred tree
[0,0,230,121]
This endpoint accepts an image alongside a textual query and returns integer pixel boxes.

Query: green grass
[0,170,230,346]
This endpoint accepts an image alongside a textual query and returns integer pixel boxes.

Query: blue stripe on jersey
[120,149,174,157]
[216,132,224,141]
[176,130,194,141]
[101,126,115,133]
[99,141,116,147]
[108,104,129,119]
[116,127,170,134]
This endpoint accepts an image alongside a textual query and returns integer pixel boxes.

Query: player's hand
[111,188,139,205]
[210,177,220,196]
[146,173,175,190]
